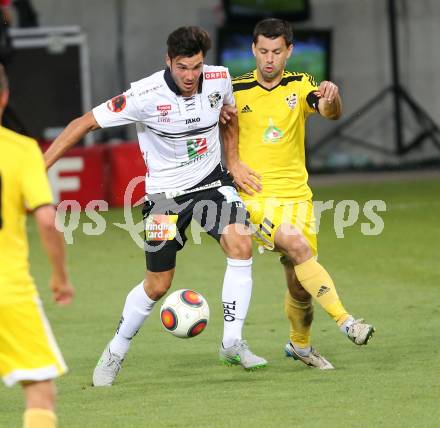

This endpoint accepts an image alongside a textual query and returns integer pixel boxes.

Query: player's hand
[318,80,339,103]
[50,274,75,306]
[219,105,237,124]
[229,160,262,195]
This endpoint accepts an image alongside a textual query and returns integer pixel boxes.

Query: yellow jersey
[0,126,53,302]
[233,70,320,202]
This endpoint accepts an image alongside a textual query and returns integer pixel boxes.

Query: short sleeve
[21,141,53,210]
[223,69,235,106]
[92,88,142,128]
[300,73,320,116]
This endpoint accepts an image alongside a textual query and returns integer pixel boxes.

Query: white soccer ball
[160,289,209,338]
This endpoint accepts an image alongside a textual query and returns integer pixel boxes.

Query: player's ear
[0,89,9,110]
[286,43,293,59]
[252,43,257,58]
[165,55,171,69]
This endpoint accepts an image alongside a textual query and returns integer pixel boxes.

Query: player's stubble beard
[172,71,199,97]
[258,58,287,84]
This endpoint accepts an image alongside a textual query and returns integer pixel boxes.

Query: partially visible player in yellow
[0,64,74,427]
[223,18,375,369]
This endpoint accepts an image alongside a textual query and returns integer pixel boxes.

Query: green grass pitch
[1,178,439,427]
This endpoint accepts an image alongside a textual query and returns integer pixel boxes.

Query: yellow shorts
[0,295,68,387]
[245,199,318,256]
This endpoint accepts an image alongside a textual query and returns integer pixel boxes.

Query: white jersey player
[93,65,232,195]
[44,26,267,387]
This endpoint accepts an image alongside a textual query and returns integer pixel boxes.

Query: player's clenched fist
[318,80,339,103]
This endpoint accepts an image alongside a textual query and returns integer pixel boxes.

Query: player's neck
[256,69,284,90]
[180,88,198,97]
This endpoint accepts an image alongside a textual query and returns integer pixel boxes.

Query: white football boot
[92,343,124,387]
[285,342,334,370]
[219,340,267,370]
[346,318,375,345]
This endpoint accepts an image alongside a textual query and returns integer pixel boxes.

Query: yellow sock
[294,257,350,326]
[23,409,57,428]
[284,290,313,348]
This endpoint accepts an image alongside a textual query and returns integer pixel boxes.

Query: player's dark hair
[167,26,212,59]
[253,18,293,46]
[0,64,8,93]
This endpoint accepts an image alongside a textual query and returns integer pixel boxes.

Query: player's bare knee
[286,235,312,264]
[146,282,170,301]
[220,225,252,259]
[236,234,252,258]
[144,271,173,301]
[225,236,252,259]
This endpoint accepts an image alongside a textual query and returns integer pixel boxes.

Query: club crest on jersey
[107,95,126,113]
[285,93,297,110]
[263,118,284,144]
[208,91,222,109]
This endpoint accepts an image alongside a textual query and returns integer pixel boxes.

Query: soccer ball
[160,289,209,338]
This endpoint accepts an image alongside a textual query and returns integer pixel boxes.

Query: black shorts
[142,164,249,272]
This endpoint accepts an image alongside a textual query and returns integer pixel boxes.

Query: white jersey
[93,65,234,194]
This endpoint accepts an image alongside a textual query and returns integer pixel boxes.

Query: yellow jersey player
[223,18,375,369]
[0,65,74,428]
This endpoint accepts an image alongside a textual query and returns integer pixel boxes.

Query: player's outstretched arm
[34,205,74,305]
[44,111,101,169]
[318,80,342,120]
[220,113,261,195]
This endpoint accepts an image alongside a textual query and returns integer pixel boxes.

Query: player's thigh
[193,184,250,243]
[142,197,193,272]
[278,200,317,257]
[248,199,317,256]
[0,297,67,387]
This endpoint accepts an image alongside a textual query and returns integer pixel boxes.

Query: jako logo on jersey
[185,117,201,124]
[204,71,227,80]
[107,95,126,113]
[186,138,207,159]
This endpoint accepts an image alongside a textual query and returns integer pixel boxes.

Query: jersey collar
[164,67,204,96]
[254,69,302,92]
